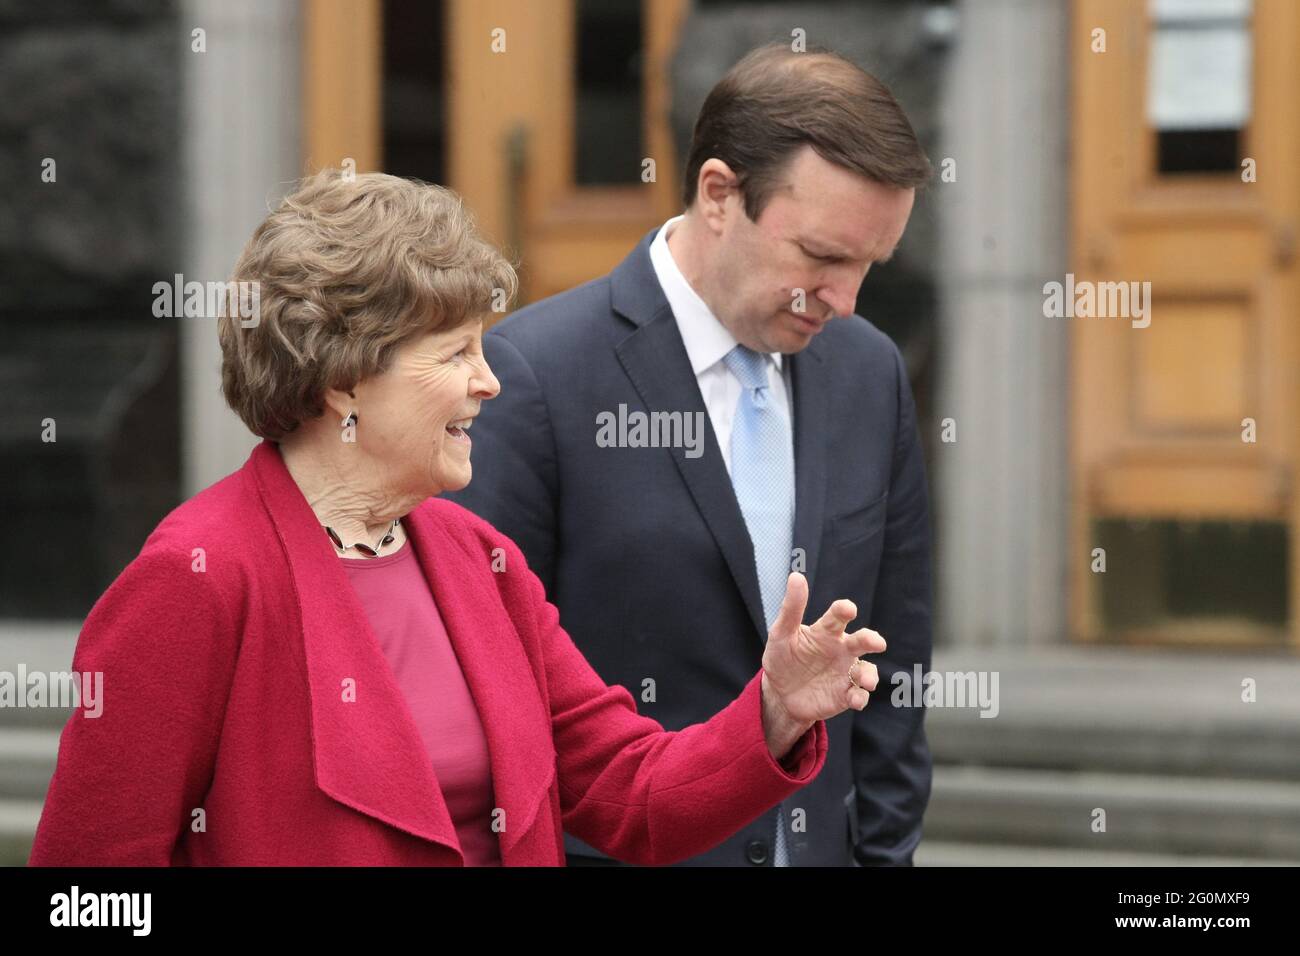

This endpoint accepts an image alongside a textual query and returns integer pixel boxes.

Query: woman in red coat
[28,169,885,866]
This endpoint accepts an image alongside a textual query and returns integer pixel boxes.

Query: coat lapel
[403,506,557,863]
[248,438,554,864]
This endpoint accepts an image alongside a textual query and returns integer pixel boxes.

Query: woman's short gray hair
[217,168,518,441]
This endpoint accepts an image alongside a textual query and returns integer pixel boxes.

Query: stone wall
[0,0,181,615]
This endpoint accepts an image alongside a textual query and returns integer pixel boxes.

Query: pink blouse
[340,540,502,865]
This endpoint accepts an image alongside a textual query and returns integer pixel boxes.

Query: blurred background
[2,0,1298,865]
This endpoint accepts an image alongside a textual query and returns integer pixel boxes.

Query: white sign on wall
[1146,0,1252,131]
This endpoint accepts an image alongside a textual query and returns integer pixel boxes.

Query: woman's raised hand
[761,572,887,726]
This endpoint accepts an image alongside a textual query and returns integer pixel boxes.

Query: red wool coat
[29,439,827,865]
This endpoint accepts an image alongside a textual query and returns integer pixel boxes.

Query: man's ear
[695,159,739,234]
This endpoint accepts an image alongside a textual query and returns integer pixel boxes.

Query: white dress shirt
[647,215,793,475]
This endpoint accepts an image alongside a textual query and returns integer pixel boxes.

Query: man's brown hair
[682,43,931,219]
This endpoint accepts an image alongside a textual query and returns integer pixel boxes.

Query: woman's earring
[343,410,358,427]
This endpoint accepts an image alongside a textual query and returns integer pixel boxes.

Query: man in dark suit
[446,43,934,866]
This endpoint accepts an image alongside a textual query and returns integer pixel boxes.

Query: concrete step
[0,727,59,800]
[7,743,1297,864]
[6,637,1297,866]
[0,798,40,866]
[925,647,1300,780]
[0,622,81,731]
[916,839,1300,867]
[926,764,1300,861]
[928,716,1300,782]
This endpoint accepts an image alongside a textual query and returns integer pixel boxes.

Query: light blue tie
[723,344,796,866]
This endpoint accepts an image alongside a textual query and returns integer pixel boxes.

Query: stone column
[179,0,302,495]
[935,0,1071,646]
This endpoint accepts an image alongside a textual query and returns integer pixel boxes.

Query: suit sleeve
[444,331,561,595]
[498,534,828,866]
[852,342,935,866]
[28,547,239,866]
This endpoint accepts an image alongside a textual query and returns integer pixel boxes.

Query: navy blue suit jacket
[446,226,933,865]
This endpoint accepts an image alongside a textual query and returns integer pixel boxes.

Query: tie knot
[723,344,772,392]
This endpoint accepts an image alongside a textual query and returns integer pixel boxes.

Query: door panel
[1070,0,1300,647]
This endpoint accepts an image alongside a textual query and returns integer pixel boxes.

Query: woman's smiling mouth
[445,418,474,443]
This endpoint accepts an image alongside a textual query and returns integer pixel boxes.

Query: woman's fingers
[810,598,857,637]
[845,627,886,656]
[848,658,879,693]
[790,598,886,721]
[769,572,809,641]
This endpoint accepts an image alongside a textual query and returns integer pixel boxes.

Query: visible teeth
[448,419,472,430]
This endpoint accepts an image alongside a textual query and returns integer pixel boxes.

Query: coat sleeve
[851,341,934,866]
[27,546,239,866]
[495,534,828,867]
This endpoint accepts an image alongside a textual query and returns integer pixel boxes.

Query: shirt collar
[648,215,782,376]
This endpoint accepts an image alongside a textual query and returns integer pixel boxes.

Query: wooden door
[302,0,687,306]
[445,0,688,305]
[1070,0,1300,647]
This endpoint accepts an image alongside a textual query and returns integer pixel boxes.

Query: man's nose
[817,285,857,320]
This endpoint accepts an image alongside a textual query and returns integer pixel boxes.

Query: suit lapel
[789,338,829,599]
[612,229,793,642]
[610,229,836,636]
[615,311,769,640]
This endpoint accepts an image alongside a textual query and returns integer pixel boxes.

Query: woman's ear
[320,386,356,424]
